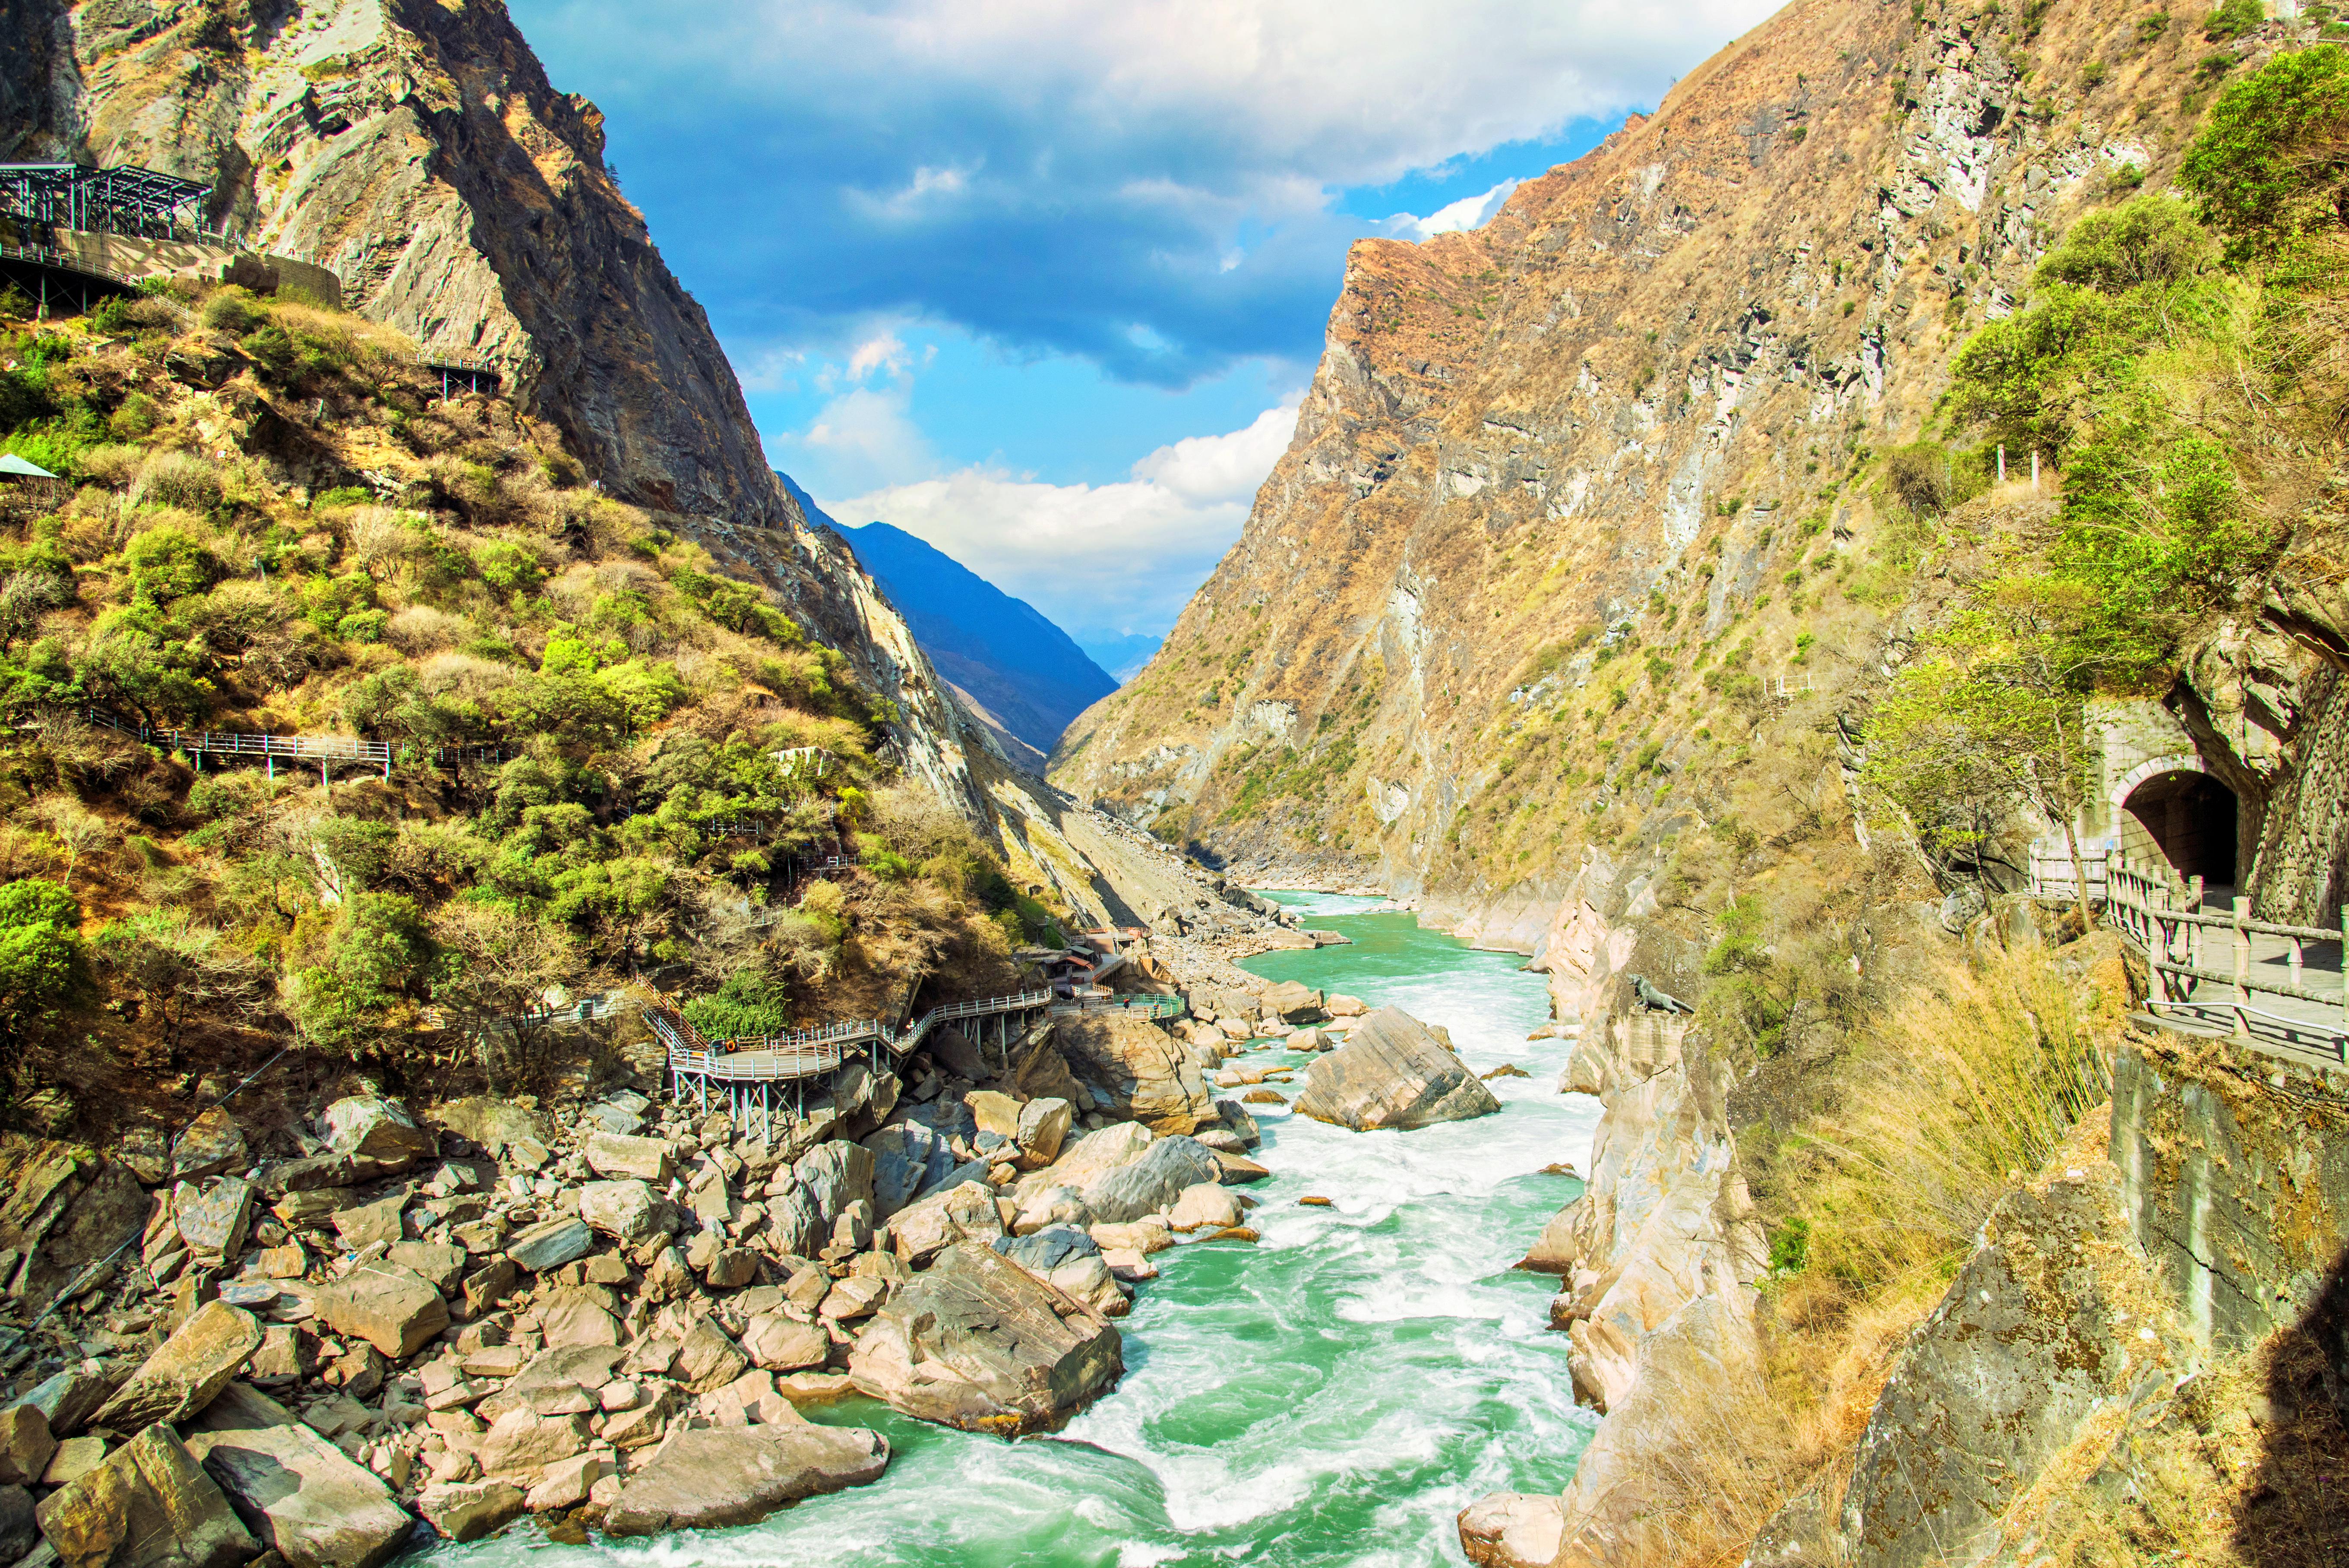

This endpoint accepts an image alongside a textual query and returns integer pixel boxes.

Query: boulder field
[0,999,1298,1565]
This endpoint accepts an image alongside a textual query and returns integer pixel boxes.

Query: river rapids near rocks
[423,891,1602,1566]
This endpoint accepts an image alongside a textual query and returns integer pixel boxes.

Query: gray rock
[322,1099,436,1173]
[383,1241,467,1293]
[993,1226,1098,1276]
[581,1132,671,1183]
[0,1407,52,1488]
[849,1241,1122,1434]
[793,1142,873,1227]
[601,1424,888,1536]
[171,1110,248,1182]
[504,1217,592,1273]
[92,1302,264,1432]
[313,1264,448,1359]
[1292,1008,1501,1131]
[577,1180,658,1242]
[0,1483,33,1564]
[16,1370,116,1439]
[182,1384,411,1568]
[413,1480,523,1543]
[328,1190,406,1252]
[1081,1135,1221,1225]
[890,1181,1005,1265]
[861,1124,956,1218]
[35,1423,261,1568]
[172,1180,256,1263]
[671,1319,749,1393]
[1015,1098,1074,1168]
[1834,1169,2189,1568]
[1261,980,1327,1022]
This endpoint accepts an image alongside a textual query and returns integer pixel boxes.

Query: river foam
[419,891,1599,1568]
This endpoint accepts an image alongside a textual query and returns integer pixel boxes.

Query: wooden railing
[2104,848,2348,1051]
[2027,844,2110,901]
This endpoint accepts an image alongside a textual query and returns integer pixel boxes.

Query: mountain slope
[777,474,1116,762]
[0,0,1271,987]
[1050,0,2344,931]
[841,520,1117,761]
[2,0,787,527]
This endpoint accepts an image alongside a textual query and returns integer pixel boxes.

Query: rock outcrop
[1052,1014,1217,1134]
[1291,1008,1499,1131]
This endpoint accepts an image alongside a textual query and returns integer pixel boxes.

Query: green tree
[0,879,83,1102]
[2181,46,2349,246]
[291,892,436,1055]
[1862,578,2103,920]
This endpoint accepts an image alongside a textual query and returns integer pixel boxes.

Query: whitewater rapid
[422,891,1601,1567]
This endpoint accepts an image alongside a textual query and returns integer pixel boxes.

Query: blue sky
[506,0,1782,670]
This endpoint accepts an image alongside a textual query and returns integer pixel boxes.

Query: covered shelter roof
[0,453,60,479]
[0,162,212,234]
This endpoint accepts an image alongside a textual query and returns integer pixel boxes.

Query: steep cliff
[1051,0,2346,929]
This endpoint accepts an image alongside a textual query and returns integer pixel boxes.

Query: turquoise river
[427,891,1602,1567]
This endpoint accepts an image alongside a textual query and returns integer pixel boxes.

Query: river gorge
[418,894,1595,1568]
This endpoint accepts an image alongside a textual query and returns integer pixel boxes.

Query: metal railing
[2104,849,2347,1054]
[80,705,391,778]
[1054,993,1184,1020]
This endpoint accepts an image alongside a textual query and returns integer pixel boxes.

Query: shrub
[1884,441,1957,515]
[2181,46,2349,247]
[136,451,223,511]
[2204,0,2264,40]
[1794,947,2109,1287]
[2032,194,2213,292]
[474,540,546,593]
[120,525,222,607]
[200,288,266,335]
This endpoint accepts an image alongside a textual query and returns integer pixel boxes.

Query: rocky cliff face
[3,0,786,528]
[1744,1031,2349,1568]
[1051,0,2346,928]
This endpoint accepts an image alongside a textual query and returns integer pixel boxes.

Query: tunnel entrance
[2120,767,2238,889]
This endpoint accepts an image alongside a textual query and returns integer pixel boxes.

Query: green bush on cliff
[2184,46,2349,250]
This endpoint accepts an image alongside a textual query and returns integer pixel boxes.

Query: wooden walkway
[2098,851,2347,1071]
[641,987,1184,1137]
[646,990,1054,1137]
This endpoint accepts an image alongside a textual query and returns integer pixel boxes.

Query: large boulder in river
[1051,1013,1215,1134]
[602,1423,888,1535]
[1261,980,1327,1022]
[1081,1135,1221,1224]
[849,1242,1122,1434]
[1292,1007,1500,1131]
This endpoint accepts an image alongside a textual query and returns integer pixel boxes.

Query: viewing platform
[1,162,341,311]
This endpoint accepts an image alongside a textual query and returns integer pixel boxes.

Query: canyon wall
[1051,0,2346,931]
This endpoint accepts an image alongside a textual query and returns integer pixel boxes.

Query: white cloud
[1129,401,1300,504]
[845,331,913,383]
[824,398,1301,641]
[1385,177,1521,242]
[790,385,936,493]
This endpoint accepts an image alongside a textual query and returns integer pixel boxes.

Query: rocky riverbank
[0,964,1360,1567]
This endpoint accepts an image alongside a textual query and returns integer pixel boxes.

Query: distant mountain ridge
[778,474,1119,762]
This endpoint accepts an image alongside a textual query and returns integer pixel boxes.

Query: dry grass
[1793,938,2121,1287]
